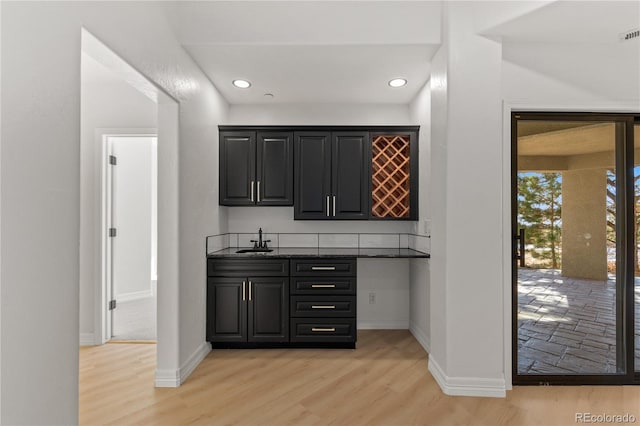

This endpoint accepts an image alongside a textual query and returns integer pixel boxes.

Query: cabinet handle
[326,196,330,217]
[311,327,336,332]
[242,281,246,301]
[257,181,260,203]
[248,281,252,301]
[312,305,336,309]
[333,195,336,216]
[311,266,336,271]
[250,181,254,202]
[311,284,336,288]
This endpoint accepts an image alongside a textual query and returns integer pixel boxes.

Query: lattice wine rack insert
[371,135,411,218]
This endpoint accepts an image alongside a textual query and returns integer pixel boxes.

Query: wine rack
[371,135,411,218]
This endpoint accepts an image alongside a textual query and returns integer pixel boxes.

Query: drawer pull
[311,266,336,271]
[311,305,336,309]
[311,327,336,332]
[311,284,336,288]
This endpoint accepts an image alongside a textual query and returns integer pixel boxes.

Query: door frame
[96,128,157,344]
[502,102,640,389]
[507,108,640,385]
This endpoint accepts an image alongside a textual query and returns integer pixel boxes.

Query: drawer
[290,318,356,343]
[290,258,356,277]
[291,296,356,318]
[208,258,289,277]
[290,277,355,295]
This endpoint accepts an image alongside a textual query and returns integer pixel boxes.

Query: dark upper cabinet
[220,125,418,220]
[294,132,332,219]
[332,132,369,219]
[294,131,368,220]
[219,131,255,206]
[219,131,293,206]
[257,132,294,205]
[370,131,418,220]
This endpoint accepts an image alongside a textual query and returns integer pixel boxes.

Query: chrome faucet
[250,228,270,249]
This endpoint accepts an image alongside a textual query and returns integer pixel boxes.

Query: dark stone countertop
[206,247,430,258]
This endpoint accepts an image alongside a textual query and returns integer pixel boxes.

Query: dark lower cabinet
[290,318,357,343]
[247,277,289,342]
[289,257,357,346]
[207,260,289,344]
[207,257,356,348]
[207,278,247,342]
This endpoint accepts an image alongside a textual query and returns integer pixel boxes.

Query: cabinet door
[219,131,256,206]
[247,277,289,342]
[256,132,293,206]
[294,132,332,219]
[332,132,369,219]
[207,278,247,342]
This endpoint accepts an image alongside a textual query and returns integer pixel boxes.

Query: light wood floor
[80,330,640,426]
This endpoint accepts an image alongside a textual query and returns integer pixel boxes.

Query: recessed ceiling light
[232,79,251,89]
[388,78,407,88]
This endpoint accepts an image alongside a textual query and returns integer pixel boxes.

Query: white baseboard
[80,333,96,346]
[117,289,153,302]
[409,322,430,353]
[155,341,211,388]
[155,369,180,388]
[357,320,409,330]
[428,355,506,398]
[180,341,211,384]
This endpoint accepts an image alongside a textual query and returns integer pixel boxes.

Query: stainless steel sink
[235,248,274,253]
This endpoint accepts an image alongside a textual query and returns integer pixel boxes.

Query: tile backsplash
[206,232,430,254]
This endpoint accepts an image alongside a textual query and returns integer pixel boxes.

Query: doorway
[512,112,639,384]
[105,135,158,341]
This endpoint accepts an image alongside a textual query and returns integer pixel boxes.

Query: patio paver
[517,268,640,375]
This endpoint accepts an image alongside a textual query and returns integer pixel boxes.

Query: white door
[107,135,157,340]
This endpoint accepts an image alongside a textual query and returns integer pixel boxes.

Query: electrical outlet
[368,292,376,304]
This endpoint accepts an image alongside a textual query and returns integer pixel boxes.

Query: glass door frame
[512,112,639,385]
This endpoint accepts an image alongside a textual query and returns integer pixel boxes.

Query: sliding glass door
[512,113,638,384]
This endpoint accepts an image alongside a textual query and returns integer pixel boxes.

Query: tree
[518,172,562,269]
[607,169,640,273]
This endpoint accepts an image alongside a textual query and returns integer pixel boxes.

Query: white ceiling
[163,0,639,105]
[185,44,437,104]
[166,1,442,104]
[482,0,640,43]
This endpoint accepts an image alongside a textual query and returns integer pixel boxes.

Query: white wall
[357,259,410,329]
[80,61,157,341]
[0,0,3,419]
[426,2,640,398]
[428,2,505,397]
[503,41,640,105]
[1,2,228,423]
[228,103,412,126]
[429,37,448,376]
[227,103,417,234]
[408,80,432,351]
